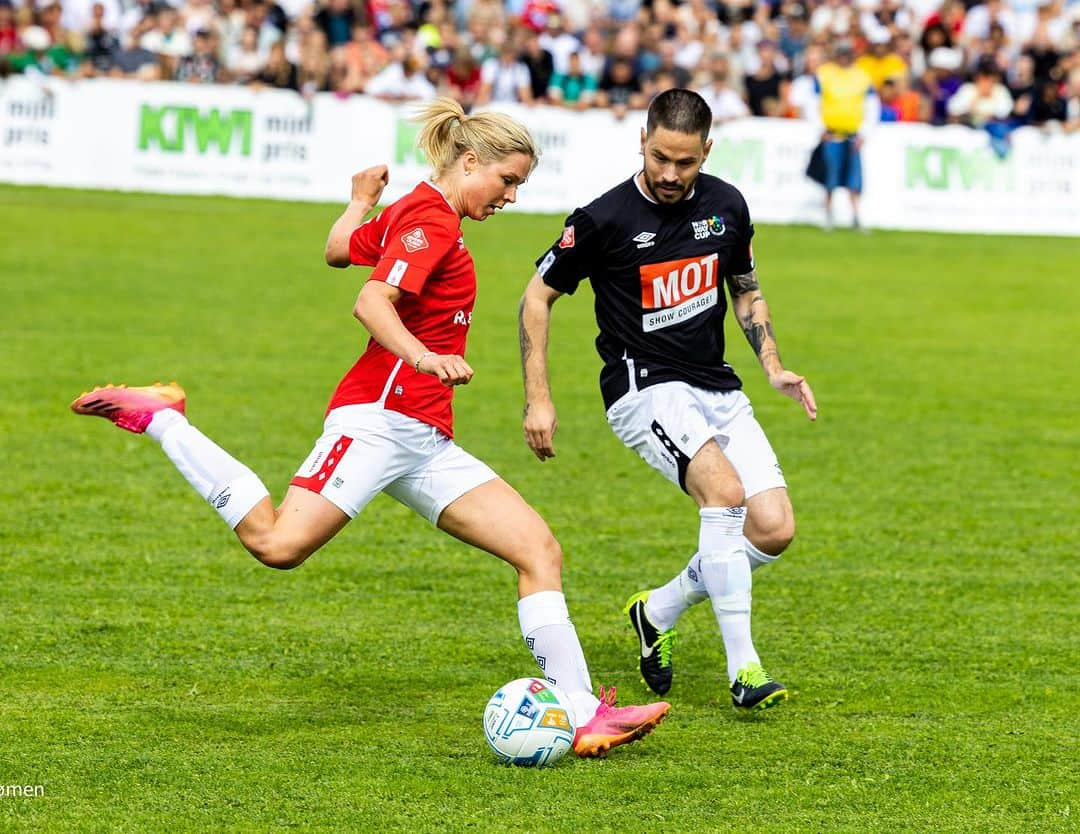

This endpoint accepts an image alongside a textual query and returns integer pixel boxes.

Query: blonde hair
[414,97,539,177]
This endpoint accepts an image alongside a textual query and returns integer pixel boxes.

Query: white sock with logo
[745,537,780,571]
[698,507,760,684]
[644,551,708,631]
[146,410,270,529]
[517,590,600,726]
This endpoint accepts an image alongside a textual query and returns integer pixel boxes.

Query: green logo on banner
[138,105,253,156]
[704,138,765,184]
[394,119,427,165]
[905,145,1014,192]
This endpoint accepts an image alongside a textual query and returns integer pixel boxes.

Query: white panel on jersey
[387,259,408,287]
[642,288,718,332]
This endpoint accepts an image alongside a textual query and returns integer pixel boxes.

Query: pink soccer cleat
[70,382,186,434]
[572,685,670,758]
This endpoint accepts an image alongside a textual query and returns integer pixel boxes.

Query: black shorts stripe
[650,420,691,493]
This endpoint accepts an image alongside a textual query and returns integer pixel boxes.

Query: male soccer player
[518,89,817,711]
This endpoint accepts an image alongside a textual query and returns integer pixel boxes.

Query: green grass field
[1,184,1077,832]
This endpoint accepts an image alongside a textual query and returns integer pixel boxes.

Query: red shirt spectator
[0,0,17,56]
[521,0,558,34]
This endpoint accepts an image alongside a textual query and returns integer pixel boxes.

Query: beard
[643,170,691,204]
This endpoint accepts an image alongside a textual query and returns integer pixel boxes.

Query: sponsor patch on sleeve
[538,250,556,276]
[401,227,429,253]
[558,225,575,249]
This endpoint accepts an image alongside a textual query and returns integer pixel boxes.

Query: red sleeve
[368,209,459,295]
[348,211,385,266]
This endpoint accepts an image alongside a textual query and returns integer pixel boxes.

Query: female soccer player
[71,98,668,758]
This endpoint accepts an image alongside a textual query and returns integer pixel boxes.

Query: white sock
[147,410,270,529]
[644,551,708,631]
[744,537,780,572]
[517,590,600,726]
[698,507,759,684]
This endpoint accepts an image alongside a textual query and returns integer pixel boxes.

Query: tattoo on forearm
[737,296,763,330]
[727,270,760,296]
[742,320,777,359]
[745,322,766,355]
[518,298,533,367]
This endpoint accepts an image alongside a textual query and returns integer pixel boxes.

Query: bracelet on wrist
[414,351,435,372]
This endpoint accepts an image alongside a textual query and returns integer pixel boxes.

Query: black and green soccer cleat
[731,662,788,712]
[624,591,676,696]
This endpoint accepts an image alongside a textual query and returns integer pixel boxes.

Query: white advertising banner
[860,123,1080,236]
[1,76,1077,236]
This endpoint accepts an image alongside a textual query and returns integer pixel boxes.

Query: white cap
[20,25,51,51]
[868,29,892,45]
[928,46,963,71]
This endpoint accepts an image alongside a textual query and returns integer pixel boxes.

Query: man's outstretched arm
[728,270,817,421]
[519,274,565,459]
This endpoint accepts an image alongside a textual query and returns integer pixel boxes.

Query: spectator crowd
[2,0,1079,132]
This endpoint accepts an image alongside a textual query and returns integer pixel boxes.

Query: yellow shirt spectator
[816,61,875,135]
[856,52,909,90]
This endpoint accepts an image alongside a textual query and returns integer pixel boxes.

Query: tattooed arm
[519,273,565,460]
[728,269,818,421]
[729,269,783,376]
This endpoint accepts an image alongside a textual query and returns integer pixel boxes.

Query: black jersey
[536,172,755,409]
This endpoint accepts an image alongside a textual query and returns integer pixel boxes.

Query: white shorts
[291,404,498,524]
[605,382,786,499]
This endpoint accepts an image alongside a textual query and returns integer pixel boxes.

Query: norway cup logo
[639,253,719,332]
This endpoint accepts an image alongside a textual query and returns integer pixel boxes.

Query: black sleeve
[534,207,602,295]
[725,194,756,276]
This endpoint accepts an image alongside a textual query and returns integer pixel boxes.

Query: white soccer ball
[483,677,577,767]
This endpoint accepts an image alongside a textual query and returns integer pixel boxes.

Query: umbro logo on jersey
[402,227,429,253]
[691,215,726,240]
[633,231,657,249]
[558,225,575,249]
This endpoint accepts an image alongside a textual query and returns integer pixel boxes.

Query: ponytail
[414,97,539,176]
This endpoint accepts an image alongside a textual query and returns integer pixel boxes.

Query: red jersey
[328,181,475,438]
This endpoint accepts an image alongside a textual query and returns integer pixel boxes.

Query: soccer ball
[483,678,577,767]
